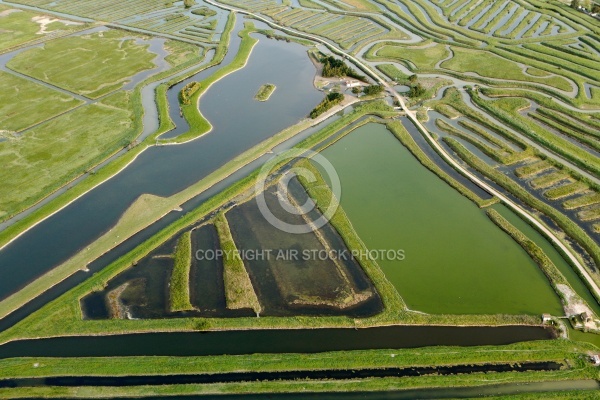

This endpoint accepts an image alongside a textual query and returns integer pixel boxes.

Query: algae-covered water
[318,123,562,315]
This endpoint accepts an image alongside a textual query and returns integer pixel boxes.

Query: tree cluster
[309,92,344,119]
[362,85,384,96]
[320,56,365,80]
[408,83,426,98]
[180,82,201,105]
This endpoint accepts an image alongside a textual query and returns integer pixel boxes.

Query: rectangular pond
[316,122,563,315]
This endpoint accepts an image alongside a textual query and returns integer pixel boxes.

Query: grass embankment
[214,213,261,314]
[444,138,600,285]
[7,29,156,98]
[367,41,450,70]
[515,161,553,178]
[545,182,588,201]
[254,83,276,101]
[564,193,600,210]
[0,340,592,378]
[169,231,194,312]
[385,120,496,208]
[0,341,597,398]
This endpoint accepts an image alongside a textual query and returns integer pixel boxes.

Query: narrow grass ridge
[214,213,261,314]
[169,231,194,312]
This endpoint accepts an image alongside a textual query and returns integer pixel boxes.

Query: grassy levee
[369,42,450,70]
[579,208,600,222]
[530,172,570,190]
[469,92,600,177]
[0,193,179,321]
[564,193,600,210]
[479,87,600,133]
[2,373,599,399]
[444,137,600,290]
[545,182,588,201]
[386,120,496,208]
[529,112,600,153]
[169,231,194,312]
[526,0,600,35]
[377,0,483,46]
[254,83,276,101]
[536,108,600,140]
[0,340,591,378]
[214,213,261,313]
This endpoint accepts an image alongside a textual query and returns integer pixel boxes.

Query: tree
[351,87,361,94]
[571,0,580,9]
[362,84,384,96]
[593,3,600,13]
[408,83,426,98]
[409,74,418,83]
[184,0,195,8]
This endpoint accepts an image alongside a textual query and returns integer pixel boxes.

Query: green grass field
[0,91,134,220]
[7,29,156,98]
[0,5,83,51]
[372,42,450,70]
[441,47,572,91]
[0,71,82,132]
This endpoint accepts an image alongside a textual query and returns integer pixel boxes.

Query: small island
[254,83,276,101]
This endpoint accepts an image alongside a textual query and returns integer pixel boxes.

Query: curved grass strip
[169,231,194,312]
[214,213,261,314]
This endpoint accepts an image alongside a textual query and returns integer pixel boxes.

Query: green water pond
[317,123,563,315]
